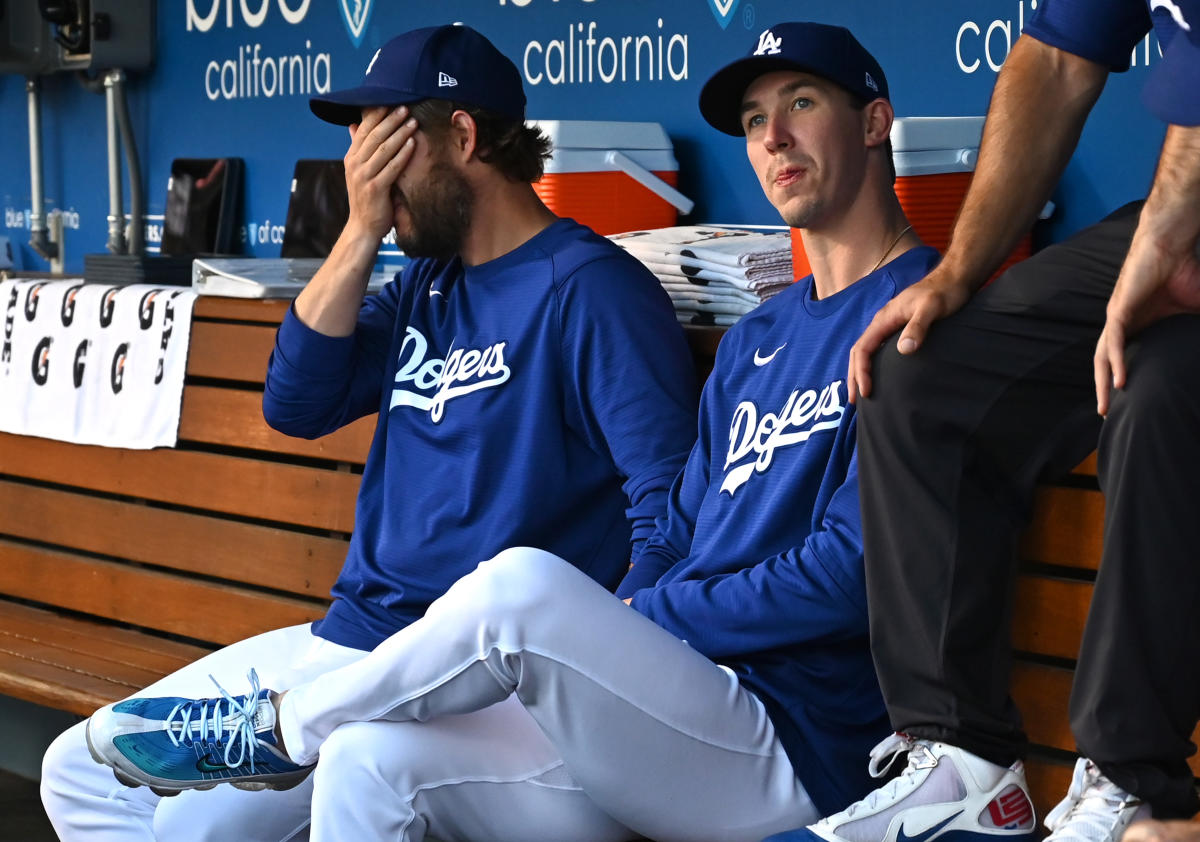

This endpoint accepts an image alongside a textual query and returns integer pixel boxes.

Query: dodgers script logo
[720,380,845,496]
[707,0,741,29]
[390,327,511,423]
[339,0,375,48]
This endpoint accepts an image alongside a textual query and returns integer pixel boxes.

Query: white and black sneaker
[764,733,1037,842]
[1043,758,1150,842]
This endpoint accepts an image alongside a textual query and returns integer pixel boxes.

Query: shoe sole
[84,716,312,795]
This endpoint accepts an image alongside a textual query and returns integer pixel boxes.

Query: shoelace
[164,668,264,773]
[820,733,940,824]
[1045,762,1142,842]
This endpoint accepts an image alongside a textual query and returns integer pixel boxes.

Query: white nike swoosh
[753,343,787,367]
[429,288,444,299]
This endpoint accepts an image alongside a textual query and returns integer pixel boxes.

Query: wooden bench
[0,298,1181,821]
[0,297,369,715]
[1017,455,1200,815]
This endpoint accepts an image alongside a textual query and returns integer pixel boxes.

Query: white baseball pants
[41,548,817,841]
[282,547,816,842]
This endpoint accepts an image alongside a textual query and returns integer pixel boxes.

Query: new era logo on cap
[754,29,783,55]
[438,71,458,87]
[865,71,878,92]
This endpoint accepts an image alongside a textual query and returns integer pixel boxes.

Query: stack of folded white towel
[610,226,794,327]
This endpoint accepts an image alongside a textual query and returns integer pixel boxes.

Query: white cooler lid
[529,119,679,175]
[891,116,986,176]
[529,119,674,152]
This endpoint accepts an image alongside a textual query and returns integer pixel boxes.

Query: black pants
[858,200,1200,817]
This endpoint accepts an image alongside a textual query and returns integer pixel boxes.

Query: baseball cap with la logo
[310,24,526,126]
[698,21,889,136]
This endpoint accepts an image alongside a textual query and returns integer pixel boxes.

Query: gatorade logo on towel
[73,340,88,389]
[111,342,129,394]
[31,336,51,386]
[24,283,46,322]
[61,284,83,328]
[99,287,119,328]
[139,290,159,330]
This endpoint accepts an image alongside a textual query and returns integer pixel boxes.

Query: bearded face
[391,152,475,261]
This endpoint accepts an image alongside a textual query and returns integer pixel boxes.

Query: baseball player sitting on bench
[40,23,698,842]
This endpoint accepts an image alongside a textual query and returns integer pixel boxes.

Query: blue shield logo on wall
[340,0,375,47]
[707,0,741,29]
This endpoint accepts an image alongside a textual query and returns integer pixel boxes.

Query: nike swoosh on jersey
[429,287,444,299]
[753,343,787,366]
[894,810,964,842]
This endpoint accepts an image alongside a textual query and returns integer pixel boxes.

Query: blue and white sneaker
[765,734,1037,842]
[85,669,312,796]
[1043,758,1150,842]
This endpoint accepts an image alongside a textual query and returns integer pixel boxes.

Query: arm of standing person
[1094,123,1200,414]
[847,35,1109,401]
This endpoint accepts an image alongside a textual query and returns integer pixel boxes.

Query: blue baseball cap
[310,24,525,126]
[1143,0,1200,126]
[699,22,889,136]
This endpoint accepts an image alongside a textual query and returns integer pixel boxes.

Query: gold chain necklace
[869,224,913,274]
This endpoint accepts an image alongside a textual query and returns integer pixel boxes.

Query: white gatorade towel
[0,279,196,449]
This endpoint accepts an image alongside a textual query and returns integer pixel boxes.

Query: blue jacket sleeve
[629,420,869,659]
[557,254,698,555]
[262,279,402,439]
[1023,0,1150,70]
[615,429,709,597]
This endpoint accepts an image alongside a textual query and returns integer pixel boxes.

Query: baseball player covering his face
[40,23,699,842]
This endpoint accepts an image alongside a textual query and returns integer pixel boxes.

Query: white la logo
[754,29,783,56]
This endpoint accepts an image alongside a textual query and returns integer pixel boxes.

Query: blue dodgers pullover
[618,246,940,817]
[264,218,698,651]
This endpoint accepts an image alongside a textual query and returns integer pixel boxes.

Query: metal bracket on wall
[47,211,65,275]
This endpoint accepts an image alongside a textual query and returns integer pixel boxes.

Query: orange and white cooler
[530,120,694,236]
[791,116,1046,280]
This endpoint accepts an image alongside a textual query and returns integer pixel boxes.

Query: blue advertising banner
[0,0,1168,272]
